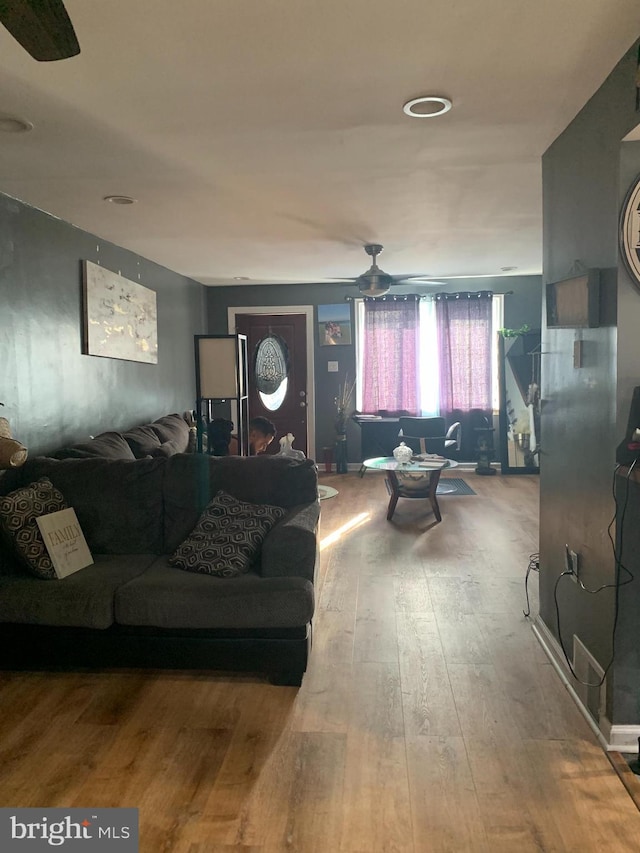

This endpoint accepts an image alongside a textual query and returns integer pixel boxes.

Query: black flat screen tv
[546,269,600,328]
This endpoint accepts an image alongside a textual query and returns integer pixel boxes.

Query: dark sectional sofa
[0,452,320,685]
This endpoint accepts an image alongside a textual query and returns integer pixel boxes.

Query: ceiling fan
[0,0,80,61]
[341,244,441,297]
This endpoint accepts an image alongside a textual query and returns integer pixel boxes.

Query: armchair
[398,417,461,459]
[445,421,461,457]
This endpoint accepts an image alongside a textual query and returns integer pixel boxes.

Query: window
[355,293,504,414]
[358,296,420,415]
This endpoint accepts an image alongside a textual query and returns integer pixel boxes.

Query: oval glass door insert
[254,334,289,411]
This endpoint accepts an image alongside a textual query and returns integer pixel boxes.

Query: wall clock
[620,174,640,291]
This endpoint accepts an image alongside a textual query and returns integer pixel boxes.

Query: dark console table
[353,417,401,460]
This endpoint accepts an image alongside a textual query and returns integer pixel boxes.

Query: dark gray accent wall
[618,142,640,423]
[612,142,640,724]
[0,193,206,457]
[541,41,640,723]
[206,276,541,461]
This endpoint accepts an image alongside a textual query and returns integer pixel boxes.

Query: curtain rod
[344,290,513,302]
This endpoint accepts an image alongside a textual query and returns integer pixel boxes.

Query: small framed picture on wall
[318,303,352,346]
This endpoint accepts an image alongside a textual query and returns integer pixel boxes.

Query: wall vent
[572,635,606,723]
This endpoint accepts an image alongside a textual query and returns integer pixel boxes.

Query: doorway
[228,305,315,457]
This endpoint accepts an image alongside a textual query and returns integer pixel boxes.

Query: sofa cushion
[14,457,166,554]
[150,441,180,458]
[0,554,156,628]
[150,414,190,452]
[169,490,286,577]
[162,454,319,553]
[122,424,163,458]
[115,557,314,629]
[54,432,136,460]
[0,477,67,579]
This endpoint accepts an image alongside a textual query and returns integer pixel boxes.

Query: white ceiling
[0,0,639,287]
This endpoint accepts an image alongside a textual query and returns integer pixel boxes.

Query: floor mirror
[498,329,541,474]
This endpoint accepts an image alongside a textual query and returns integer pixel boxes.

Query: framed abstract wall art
[82,260,158,363]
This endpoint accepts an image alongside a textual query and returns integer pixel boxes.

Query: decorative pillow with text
[0,477,68,579]
[169,490,286,577]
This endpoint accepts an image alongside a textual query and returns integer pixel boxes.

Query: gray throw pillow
[169,490,286,577]
[54,431,136,460]
[0,477,68,579]
[151,414,189,448]
[122,424,163,458]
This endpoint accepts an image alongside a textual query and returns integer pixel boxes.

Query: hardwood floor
[1,470,640,851]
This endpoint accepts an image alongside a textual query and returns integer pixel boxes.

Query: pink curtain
[362,296,420,414]
[436,292,493,412]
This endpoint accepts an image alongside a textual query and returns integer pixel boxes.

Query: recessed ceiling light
[402,96,452,118]
[500,266,518,272]
[0,115,33,133]
[233,276,251,281]
[103,195,137,205]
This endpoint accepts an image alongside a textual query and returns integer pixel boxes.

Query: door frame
[227,305,316,458]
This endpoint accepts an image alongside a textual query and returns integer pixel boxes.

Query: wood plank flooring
[1,469,640,851]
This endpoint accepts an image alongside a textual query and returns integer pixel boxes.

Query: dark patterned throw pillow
[169,490,286,577]
[0,477,68,579]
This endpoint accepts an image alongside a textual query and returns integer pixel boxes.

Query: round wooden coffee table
[362,457,458,521]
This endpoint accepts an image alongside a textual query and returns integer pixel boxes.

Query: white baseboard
[600,718,640,754]
[531,616,626,752]
[533,616,640,753]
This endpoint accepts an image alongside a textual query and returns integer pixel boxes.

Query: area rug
[384,477,476,498]
[318,485,339,500]
[436,478,476,496]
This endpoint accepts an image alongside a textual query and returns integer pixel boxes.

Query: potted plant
[334,375,356,473]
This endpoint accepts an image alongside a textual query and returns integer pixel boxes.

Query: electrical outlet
[567,548,580,583]
[564,545,576,580]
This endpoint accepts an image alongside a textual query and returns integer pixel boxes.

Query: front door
[235,313,308,455]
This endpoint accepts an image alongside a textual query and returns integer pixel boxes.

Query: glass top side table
[361,456,458,521]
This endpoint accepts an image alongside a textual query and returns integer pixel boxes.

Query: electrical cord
[552,458,637,687]
[523,552,539,617]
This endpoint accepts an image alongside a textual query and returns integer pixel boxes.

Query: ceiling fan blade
[199,277,358,286]
[391,277,447,286]
[0,0,80,61]
[389,273,430,281]
[409,281,447,286]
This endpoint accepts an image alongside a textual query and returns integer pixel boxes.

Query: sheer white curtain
[491,295,504,413]
[418,298,439,415]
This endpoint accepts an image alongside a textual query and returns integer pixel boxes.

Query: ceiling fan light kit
[358,270,395,297]
[357,244,393,296]
[402,96,452,118]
